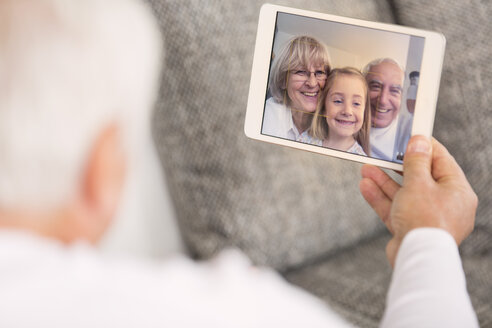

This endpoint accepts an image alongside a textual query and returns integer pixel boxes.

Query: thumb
[403,135,432,187]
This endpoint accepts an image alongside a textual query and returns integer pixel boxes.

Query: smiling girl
[310,67,371,155]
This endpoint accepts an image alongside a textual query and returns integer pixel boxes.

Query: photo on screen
[261,12,425,163]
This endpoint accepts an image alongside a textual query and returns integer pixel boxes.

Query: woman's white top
[262,97,313,143]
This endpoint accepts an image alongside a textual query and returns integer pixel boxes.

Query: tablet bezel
[244,3,446,171]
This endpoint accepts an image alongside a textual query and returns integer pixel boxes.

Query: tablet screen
[261,12,425,163]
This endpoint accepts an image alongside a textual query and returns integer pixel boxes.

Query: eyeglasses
[290,69,327,82]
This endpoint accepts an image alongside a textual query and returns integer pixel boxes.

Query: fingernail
[407,137,431,154]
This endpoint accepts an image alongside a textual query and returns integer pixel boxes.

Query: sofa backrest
[390,0,492,256]
[149,0,398,271]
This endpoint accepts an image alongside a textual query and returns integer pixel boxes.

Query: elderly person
[0,0,479,327]
[262,35,331,144]
[363,58,412,161]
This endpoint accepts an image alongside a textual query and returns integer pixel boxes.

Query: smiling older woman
[262,35,331,144]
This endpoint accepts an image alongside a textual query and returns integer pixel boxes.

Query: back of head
[409,71,420,79]
[0,0,162,210]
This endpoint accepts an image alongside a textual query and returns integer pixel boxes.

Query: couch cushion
[284,231,492,328]
[372,2,492,325]
[149,0,395,270]
[391,0,492,257]
[462,254,492,327]
[284,232,392,328]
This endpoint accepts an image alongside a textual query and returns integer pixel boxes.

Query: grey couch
[149,0,492,327]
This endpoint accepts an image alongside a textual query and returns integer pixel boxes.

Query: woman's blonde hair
[310,67,371,155]
[268,35,331,105]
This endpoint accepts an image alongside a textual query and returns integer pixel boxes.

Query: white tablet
[244,4,446,171]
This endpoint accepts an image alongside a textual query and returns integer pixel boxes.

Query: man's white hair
[0,0,162,209]
[362,58,405,80]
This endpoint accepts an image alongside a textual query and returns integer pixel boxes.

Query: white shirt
[381,229,478,327]
[0,230,350,328]
[407,84,417,100]
[370,117,399,161]
[0,228,478,328]
[394,111,414,162]
[347,141,366,156]
[311,138,367,156]
[262,97,314,143]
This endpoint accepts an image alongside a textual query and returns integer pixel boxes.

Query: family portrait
[261,12,424,163]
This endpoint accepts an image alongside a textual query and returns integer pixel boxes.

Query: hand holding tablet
[245,4,446,171]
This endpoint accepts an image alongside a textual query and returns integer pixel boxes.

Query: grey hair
[0,0,163,209]
[362,58,405,79]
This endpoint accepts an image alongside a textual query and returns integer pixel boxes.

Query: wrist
[394,228,457,267]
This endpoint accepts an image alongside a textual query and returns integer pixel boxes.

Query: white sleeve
[407,85,417,100]
[381,228,478,328]
[262,98,280,136]
[165,249,355,328]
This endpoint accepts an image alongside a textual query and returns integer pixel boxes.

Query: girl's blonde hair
[310,67,371,155]
[268,35,331,105]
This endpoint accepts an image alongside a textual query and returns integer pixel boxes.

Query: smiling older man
[364,58,412,161]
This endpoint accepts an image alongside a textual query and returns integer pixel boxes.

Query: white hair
[0,0,163,209]
[362,58,405,80]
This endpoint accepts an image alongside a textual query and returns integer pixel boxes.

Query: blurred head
[409,71,420,85]
[268,36,331,113]
[310,68,371,155]
[0,0,162,242]
[363,58,404,129]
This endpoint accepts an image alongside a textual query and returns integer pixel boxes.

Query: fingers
[359,178,393,230]
[430,138,466,182]
[361,164,400,200]
[402,135,432,187]
[360,165,399,232]
[431,138,479,232]
[405,136,467,188]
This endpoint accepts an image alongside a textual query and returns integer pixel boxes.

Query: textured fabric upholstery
[284,233,392,328]
[391,0,492,255]
[391,2,492,326]
[149,0,492,326]
[150,0,394,271]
